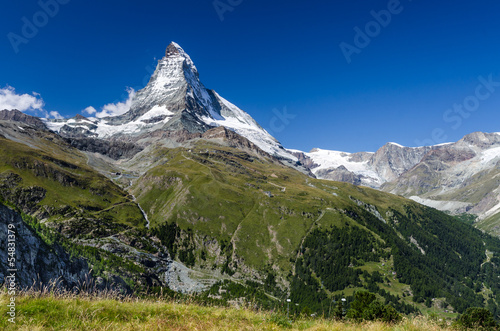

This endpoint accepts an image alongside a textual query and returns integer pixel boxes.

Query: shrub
[347,290,401,323]
[346,291,376,320]
[457,307,498,330]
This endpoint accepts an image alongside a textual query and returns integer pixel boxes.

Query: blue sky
[1,0,500,152]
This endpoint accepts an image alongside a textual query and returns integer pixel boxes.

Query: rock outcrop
[0,203,89,289]
[0,109,47,130]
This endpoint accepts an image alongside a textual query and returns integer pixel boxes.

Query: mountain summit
[46,42,296,162]
[165,41,184,57]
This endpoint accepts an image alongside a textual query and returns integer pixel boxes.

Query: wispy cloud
[82,106,97,115]
[49,111,64,120]
[88,88,136,118]
[0,85,44,111]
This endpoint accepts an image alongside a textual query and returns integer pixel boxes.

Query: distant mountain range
[290,131,500,236]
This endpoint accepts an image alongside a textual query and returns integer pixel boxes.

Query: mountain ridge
[293,131,500,235]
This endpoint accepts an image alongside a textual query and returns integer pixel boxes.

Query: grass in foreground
[0,293,455,331]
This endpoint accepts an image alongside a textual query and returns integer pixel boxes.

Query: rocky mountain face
[0,203,89,289]
[384,132,500,228]
[295,132,500,235]
[289,143,434,188]
[0,109,47,130]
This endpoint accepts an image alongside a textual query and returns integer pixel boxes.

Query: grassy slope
[0,293,453,331]
[132,142,413,270]
[0,135,145,227]
[479,213,500,237]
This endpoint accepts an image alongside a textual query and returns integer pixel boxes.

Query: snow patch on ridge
[43,119,66,132]
[139,105,174,121]
[45,105,174,138]
[303,148,382,185]
[480,146,500,165]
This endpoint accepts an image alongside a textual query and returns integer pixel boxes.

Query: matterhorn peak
[165,42,185,57]
[45,41,298,165]
[159,41,198,79]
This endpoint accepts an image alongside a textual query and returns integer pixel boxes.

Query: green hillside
[129,141,500,318]
[0,134,145,228]
[1,133,500,320]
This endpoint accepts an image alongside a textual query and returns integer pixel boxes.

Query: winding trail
[267,181,286,192]
[481,248,492,268]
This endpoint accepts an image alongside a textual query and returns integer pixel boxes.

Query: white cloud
[0,85,137,121]
[49,111,63,120]
[83,106,97,115]
[0,86,44,111]
[95,88,136,118]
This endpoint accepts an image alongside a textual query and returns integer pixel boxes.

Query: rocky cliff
[0,203,89,289]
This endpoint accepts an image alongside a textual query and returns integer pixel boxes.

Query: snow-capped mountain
[289,143,435,188]
[45,42,296,162]
[384,132,500,219]
[292,132,500,232]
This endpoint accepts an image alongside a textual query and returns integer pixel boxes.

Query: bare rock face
[201,126,277,161]
[378,133,500,221]
[288,150,319,169]
[459,131,500,149]
[0,203,89,289]
[369,143,433,183]
[348,152,373,163]
[315,166,362,186]
[64,137,143,160]
[418,147,476,165]
[165,42,182,57]
[0,109,47,130]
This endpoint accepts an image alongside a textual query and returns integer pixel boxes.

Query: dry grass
[0,283,457,331]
